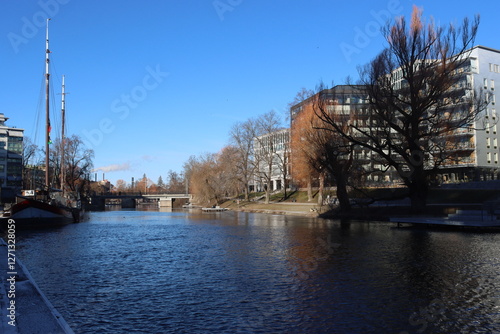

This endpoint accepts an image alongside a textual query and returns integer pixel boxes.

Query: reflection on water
[14,210,500,333]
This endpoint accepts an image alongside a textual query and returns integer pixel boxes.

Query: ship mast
[45,18,51,189]
[60,75,66,195]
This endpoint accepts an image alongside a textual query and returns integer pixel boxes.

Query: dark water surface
[13,209,500,333]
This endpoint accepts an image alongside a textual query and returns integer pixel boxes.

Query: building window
[484,78,488,89]
[487,137,491,148]
[492,79,495,91]
[487,152,491,163]
[494,138,498,149]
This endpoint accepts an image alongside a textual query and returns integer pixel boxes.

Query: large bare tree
[315,7,486,212]
[229,119,257,201]
[50,134,94,197]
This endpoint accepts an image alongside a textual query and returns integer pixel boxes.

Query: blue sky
[2,0,499,185]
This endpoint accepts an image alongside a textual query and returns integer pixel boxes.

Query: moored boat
[1,19,83,229]
[3,197,74,228]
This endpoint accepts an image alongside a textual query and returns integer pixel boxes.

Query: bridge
[87,193,192,210]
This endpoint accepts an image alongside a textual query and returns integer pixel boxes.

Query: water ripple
[13,210,500,333]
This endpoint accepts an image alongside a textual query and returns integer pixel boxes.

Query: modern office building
[0,113,24,202]
[468,46,500,180]
[252,128,290,192]
[290,45,500,185]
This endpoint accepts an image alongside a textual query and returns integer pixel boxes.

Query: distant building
[0,113,24,202]
[252,128,290,192]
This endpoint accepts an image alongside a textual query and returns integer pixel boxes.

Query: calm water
[12,209,500,333]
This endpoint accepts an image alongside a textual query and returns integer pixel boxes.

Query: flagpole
[45,18,51,189]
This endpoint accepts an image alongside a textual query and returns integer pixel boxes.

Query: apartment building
[289,45,500,186]
[471,46,500,180]
[0,113,24,202]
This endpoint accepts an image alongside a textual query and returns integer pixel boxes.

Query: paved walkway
[0,237,74,334]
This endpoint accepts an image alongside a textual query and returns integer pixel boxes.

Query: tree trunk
[335,172,351,213]
[408,173,428,214]
[243,184,249,201]
[265,179,271,204]
[307,175,313,202]
[318,173,324,206]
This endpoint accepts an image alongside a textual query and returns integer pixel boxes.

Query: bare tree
[315,7,486,212]
[183,148,239,206]
[51,135,94,197]
[292,92,355,212]
[22,136,42,189]
[166,170,185,193]
[253,110,285,204]
[229,119,257,201]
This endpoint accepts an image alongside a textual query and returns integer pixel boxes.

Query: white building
[468,46,500,180]
[0,113,24,202]
[252,128,290,192]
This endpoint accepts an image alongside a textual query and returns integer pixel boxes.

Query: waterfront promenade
[0,238,73,334]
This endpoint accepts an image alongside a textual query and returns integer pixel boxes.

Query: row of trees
[184,110,287,206]
[113,170,186,194]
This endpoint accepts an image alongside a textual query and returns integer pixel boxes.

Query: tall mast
[60,75,66,195]
[45,18,51,189]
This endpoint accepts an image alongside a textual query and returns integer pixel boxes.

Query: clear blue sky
[2,0,499,186]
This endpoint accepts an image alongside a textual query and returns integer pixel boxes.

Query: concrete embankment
[222,201,323,217]
[0,238,74,334]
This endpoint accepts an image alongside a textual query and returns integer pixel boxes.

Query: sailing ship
[2,19,81,228]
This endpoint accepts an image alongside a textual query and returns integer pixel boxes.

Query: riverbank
[216,186,500,221]
[0,238,74,333]
[220,199,326,217]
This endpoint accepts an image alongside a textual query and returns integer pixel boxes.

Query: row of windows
[483,78,495,90]
[486,137,498,148]
[489,63,500,73]
[7,142,22,154]
[486,152,499,164]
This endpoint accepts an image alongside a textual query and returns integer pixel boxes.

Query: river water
[12,209,500,333]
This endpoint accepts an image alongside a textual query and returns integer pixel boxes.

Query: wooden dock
[201,206,228,212]
[391,209,500,228]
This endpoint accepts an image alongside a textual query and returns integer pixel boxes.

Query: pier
[0,239,73,333]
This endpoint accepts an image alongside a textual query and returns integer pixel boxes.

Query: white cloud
[94,162,131,173]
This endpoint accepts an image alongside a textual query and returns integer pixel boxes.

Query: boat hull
[2,199,74,228]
